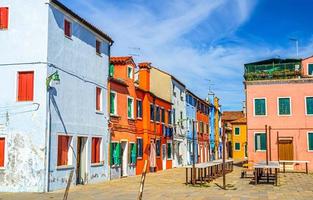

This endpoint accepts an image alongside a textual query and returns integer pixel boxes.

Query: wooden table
[279,160,310,174]
[254,161,280,186]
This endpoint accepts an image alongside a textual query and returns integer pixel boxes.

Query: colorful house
[186,90,198,164]
[108,57,137,179]
[196,99,210,163]
[230,117,247,161]
[214,97,222,159]
[245,57,313,170]
[0,0,113,192]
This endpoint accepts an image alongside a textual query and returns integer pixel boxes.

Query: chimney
[243,101,246,115]
[138,62,151,91]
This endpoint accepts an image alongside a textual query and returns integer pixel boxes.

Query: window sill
[65,35,73,40]
[129,163,136,167]
[96,111,104,115]
[91,162,104,167]
[137,117,143,121]
[137,157,143,160]
[255,150,266,153]
[128,118,136,121]
[56,165,74,170]
[0,167,5,171]
[110,114,120,118]
[111,164,120,168]
[96,52,102,57]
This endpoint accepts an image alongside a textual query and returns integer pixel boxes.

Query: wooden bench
[279,160,310,174]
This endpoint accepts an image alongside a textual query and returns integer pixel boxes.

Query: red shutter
[96,87,101,111]
[18,71,34,101]
[92,138,100,163]
[0,7,8,29]
[96,40,101,54]
[96,138,100,163]
[64,19,71,37]
[58,136,69,166]
[0,138,5,167]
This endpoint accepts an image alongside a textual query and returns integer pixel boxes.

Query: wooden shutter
[96,40,101,54]
[92,138,100,163]
[110,92,115,114]
[307,97,313,115]
[58,136,69,166]
[64,19,71,37]
[308,64,313,75]
[0,138,5,167]
[128,98,132,118]
[18,71,34,101]
[96,87,101,111]
[255,99,265,115]
[0,7,8,29]
[309,133,313,151]
[279,98,290,115]
[116,143,121,165]
[109,64,114,77]
[235,128,240,135]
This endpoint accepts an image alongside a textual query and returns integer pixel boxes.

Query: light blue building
[208,93,216,161]
[0,0,113,192]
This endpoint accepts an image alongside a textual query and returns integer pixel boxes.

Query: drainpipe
[108,41,114,179]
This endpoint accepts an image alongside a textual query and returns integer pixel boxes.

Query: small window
[127,97,134,119]
[278,97,291,115]
[235,143,240,151]
[110,142,120,166]
[308,64,313,76]
[308,133,313,151]
[167,141,172,160]
[17,71,34,102]
[110,91,117,115]
[150,104,154,121]
[0,138,5,168]
[156,139,161,157]
[254,98,266,116]
[96,87,102,111]
[156,106,160,122]
[255,133,266,151]
[173,109,176,124]
[161,108,165,123]
[127,66,133,79]
[57,135,72,166]
[306,97,313,115]
[91,137,101,164]
[129,143,137,164]
[64,19,72,38]
[137,100,143,118]
[168,110,172,124]
[137,138,143,158]
[235,127,240,135]
[109,64,114,77]
[96,40,101,54]
[0,7,9,29]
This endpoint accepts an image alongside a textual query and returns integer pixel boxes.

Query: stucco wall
[150,68,171,102]
[185,93,197,164]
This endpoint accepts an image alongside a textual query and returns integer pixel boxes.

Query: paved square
[1,166,313,200]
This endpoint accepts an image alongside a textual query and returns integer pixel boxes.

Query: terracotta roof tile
[110,56,136,66]
[222,111,244,121]
[231,117,247,124]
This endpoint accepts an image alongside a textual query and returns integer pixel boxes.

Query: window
[127,97,134,119]
[156,106,160,122]
[96,40,101,54]
[110,142,120,166]
[137,138,143,158]
[255,133,266,151]
[137,99,143,118]
[306,97,313,115]
[173,109,176,124]
[129,143,137,164]
[308,133,313,151]
[96,87,102,111]
[308,64,313,76]
[168,110,172,124]
[127,66,133,79]
[0,7,9,29]
[64,19,72,38]
[235,143,240,151]
[254,98,266,116]
[161,108,165,123]
[109,64,114,77]
[91,137,101,164]
[167,141,172,160]
[278,97,291,115]
[110,91,117,115]
[0,138,5,168]
[235,127,240,135]
[156,139,161,157]
[17,71,34,102]
[57,135,72,166]
[180,91,184,101]
[150,104,154,121]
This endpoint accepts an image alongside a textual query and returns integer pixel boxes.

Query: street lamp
[46,71,60,90]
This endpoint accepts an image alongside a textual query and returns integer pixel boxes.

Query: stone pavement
[1,166,313,200]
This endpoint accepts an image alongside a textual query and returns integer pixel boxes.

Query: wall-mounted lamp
[46,71,60,90]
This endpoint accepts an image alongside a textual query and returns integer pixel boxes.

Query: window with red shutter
[0,7,8,29]
[0,138,5,167]
[91,137,101,163]
[17,71,34,102]
[96,40,101,54]
[96,87,101,111]
[57,136,70,166]
[64,19,72,38]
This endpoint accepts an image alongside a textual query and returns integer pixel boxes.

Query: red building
[196,99,210,163]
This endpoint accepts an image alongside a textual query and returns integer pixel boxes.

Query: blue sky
[60,0,313,111]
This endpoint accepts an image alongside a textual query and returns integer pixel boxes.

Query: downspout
[108,41,114,180]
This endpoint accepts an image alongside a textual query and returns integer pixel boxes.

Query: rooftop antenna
[289,38,299,58]
[128,47,141,57]
[205,79,215,95]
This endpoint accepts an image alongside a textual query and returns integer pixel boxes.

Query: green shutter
[309,133,313,151]
[167,143,171,159]
[235,127,240,135]
[116,143,121,165]
[110,93,115,114]
[279,98,290,115]
[255,99,266,115]
[128,98,133,118]
[109,64,114,77]
[260,134,266,150]
[110,143,113,166]
[308,64,313,75]
[307,97,313,115]
[254,134,257,151]
[235,143,240,150]
[131,143,137,164]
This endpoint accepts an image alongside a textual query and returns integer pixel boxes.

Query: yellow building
[231,118,247,161]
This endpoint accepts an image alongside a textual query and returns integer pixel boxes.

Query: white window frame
[0,135,7,170]
[56,134,74,169]
[110,91,118,116]
[234,142,241,151]
[234,127,240,136]
[253,97,267,117]
[95,87,103,113]
[254,132,266,152]
[127,66,133,79]
[167,140,173,160]
[127,96,134,119]
[307,132,313,152]
[277,97,292,116]
[307,63,313,76]
[91,136,103,166]
[305,96,313,116]
[136,99,143,119]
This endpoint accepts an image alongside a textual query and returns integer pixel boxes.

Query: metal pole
[192,120,196,185]
[277,131,280,161]
[269,126,272,161]
[265,125,268,165]
[222,124,226,190]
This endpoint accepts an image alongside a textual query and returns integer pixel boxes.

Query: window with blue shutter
[137,100,143,118]
[308,133,313,151]
[254,99,266,116]
[150,104,154,121]
[278,97,291,115]
[255,133,266,151]
[137,138,143,158]
[306,97,313,115]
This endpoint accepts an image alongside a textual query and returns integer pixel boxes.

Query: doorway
[121,141,128,177]
[162,144,166,170]
[279,139,294,160]
[76,137,87,185]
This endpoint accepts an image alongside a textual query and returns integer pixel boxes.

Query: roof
[138,62,152,69]
[231,117,247,124]
[51,0,113,44]
[110,56,136,67]
[108,77,128,87]
[244,58,301,66]
[222,111,244,121]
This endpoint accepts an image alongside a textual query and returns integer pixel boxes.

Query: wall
[302,57,313,76]
[150,68,171,102]
[0,0,49,192]
[231,124,247,161]
[186,93,197,164]
[47,4,110,191]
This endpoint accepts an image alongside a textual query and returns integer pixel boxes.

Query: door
[76,137,87,185]
[162,144,166,170]
[121,141,128,177]
[279,139,293,160]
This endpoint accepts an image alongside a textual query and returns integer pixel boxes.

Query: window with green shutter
[127,97,134,118]
[110,92,116,115]
[254,98,266,116]
[235,143,240,150]
[137,100,142,118]
[278,97,291,115]
[137,138,143,158]
[308,133,313,151]
[110,142,120,166]
[127,66,133,78]
[167,142,172,159]
[255,133,266,151]
[130,143,137,164]
[308,64,313,76]
[235,127,240,135]
[109,64,114,77]
[306,97,313,115]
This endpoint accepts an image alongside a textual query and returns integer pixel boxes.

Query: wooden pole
[63,170,74,200]
[269,126,272,161]
[137,160,148,200]
[277,131,280,161]
[192,120,196,185]
[265,125,268,165]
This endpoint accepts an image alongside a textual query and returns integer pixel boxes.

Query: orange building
[135,62,173,174]
[108,57,138,179]
[196,99,210,163]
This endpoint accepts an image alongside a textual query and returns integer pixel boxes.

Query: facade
[214,97,222,160]
[230,118,247,161]
[196,99,210,163]
[108,57,137,179]
[245,57,313,170]
[0,0,113,192]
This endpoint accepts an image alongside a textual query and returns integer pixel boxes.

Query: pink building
[245,56,313,170]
